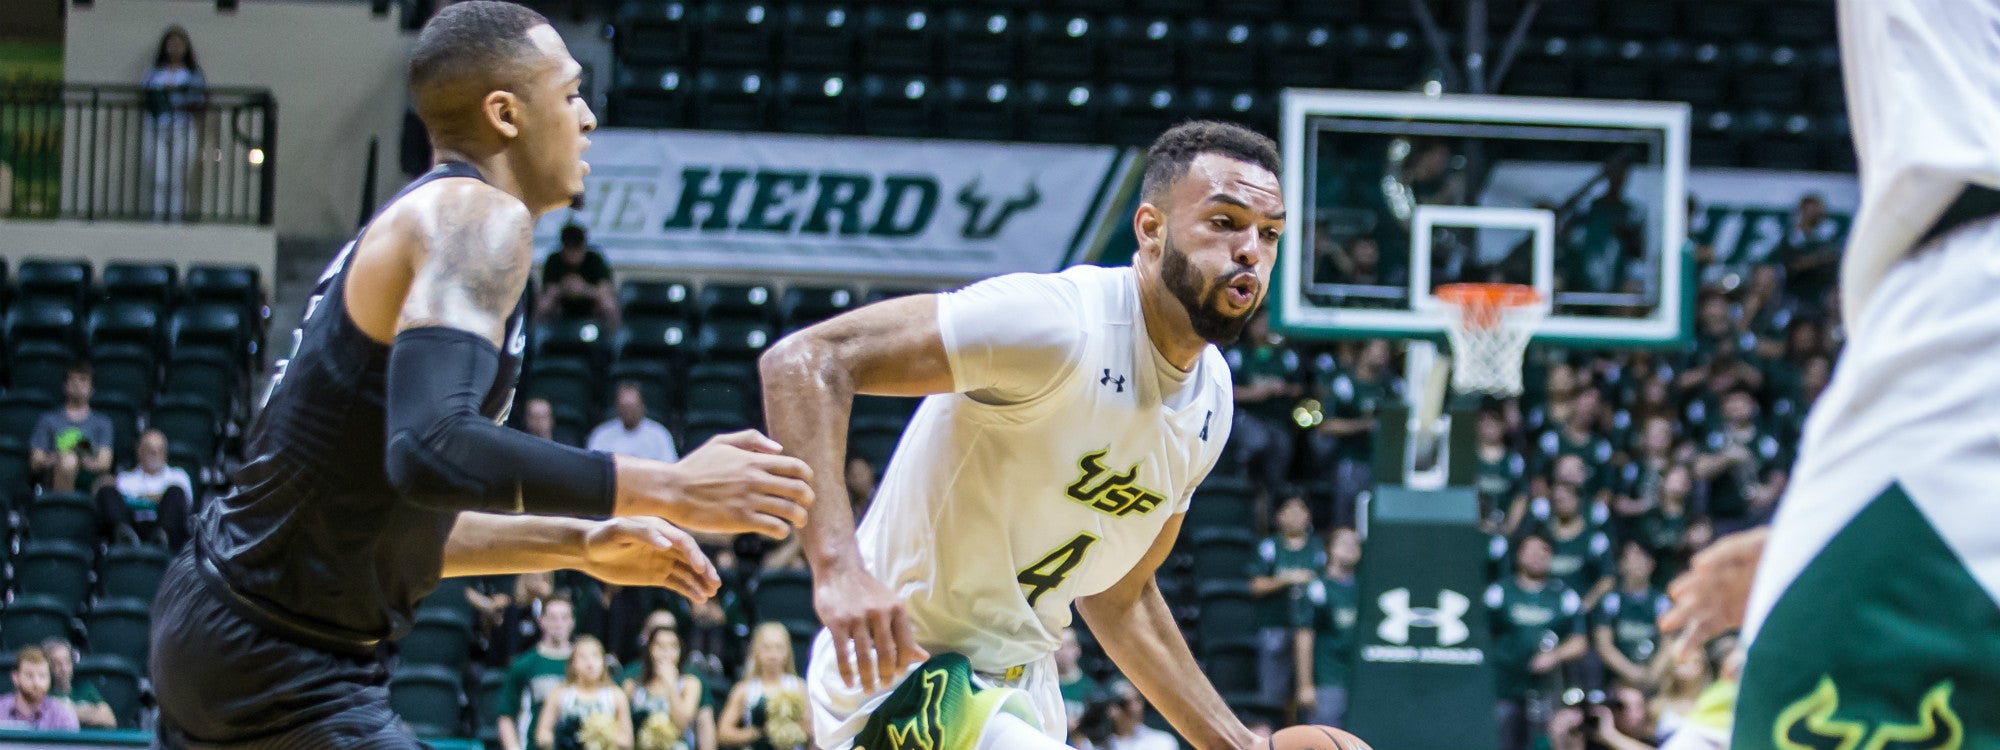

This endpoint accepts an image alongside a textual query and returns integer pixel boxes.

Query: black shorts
[150,552,428,749]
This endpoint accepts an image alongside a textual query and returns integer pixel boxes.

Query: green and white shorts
[807,630,1059,750]
[1734,219,2000,749]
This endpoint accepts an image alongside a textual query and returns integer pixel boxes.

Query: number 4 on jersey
[1018,533,1099,607]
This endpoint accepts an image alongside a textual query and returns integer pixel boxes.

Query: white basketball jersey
[1836,0,2000,327]
[855,265,1234,673]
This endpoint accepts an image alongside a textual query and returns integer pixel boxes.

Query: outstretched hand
[581,516,722,603]
[1660,526,1769,656]
[618,430,816,539]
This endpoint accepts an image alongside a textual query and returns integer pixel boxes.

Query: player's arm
[1077,513,1258,750]
[442,513,719,602]
[758,294,949,691]
[1293,627,1316,710]
[377,182,810,534]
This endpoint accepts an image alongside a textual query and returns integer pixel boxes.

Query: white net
[1437,286,1546,396]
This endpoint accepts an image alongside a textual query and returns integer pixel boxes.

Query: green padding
[1369,486,1481,524]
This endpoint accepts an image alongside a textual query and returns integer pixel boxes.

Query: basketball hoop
[1433,283,1546,397]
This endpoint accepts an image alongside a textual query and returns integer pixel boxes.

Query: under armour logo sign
[1378,588,1471,646]
[1200,410,1213,441]
[1100,369,1126,392]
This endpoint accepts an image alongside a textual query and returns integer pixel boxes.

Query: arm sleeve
[934,272,1086,406]
[384,326,617,517]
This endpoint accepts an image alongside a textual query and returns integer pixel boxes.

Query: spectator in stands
[1535,388,1615,493]
[1547,684,1655,750]
[538,224,621,327]
[589,383,679,463]
[1489,534,1587,750]
[1693,389,1786,534]
[1777,193,1842,308]
[1541,477,1615,611]
[1295,527,1361,728]
[0,647,79,731]
[536,635,631,750]
[625,625,715,750]
[1565,162,1645,294]
[499,595,578,750]
[718,623,809,750]
[1476,409,1529,534]
[1086,679,1179,750]
[1591,543,1670,689]
[142,25,206,222]
[38,639,112,729]
[1648,642,1713,744]
[1056,627,1097,733]
[1634,465,1695,588]
[523,397,558,441]
[1248,495,1324,708]
[490,572,556,668]
[94,428,194,550]
[30,363,114,493]
[1313,340,1400,518]
[1226,312,1306,497]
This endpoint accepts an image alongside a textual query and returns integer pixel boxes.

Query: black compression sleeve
[384,326,617,517]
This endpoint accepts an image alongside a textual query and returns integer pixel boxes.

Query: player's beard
[1161,232,1257,346]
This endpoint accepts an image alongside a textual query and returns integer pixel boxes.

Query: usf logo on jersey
[1774,677,1960,750]
[1065,449,1167,518]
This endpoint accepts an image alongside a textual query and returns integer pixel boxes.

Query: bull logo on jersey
[1774,677,1961,750]
[1065,449,1167,518]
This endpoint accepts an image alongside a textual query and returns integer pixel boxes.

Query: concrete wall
[0,219,277,283]
[65,0,411,237]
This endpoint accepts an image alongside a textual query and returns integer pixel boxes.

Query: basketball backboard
[1274,89,1692,349]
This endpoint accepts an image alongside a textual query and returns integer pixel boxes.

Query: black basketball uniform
[150,162,528,749]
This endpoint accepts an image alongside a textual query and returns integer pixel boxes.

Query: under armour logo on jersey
[1200,410,1214,441]
[1378,588,1471,646]
[1099,369,1126,392]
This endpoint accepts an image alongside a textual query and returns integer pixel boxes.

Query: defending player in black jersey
[148,4,815,747]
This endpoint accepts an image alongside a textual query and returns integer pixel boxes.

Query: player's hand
[1660,525,1769,655]
[622,430,816,539]
[580,517,722,604]
[816,567,928,693]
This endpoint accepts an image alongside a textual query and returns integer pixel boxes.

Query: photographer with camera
[28,364,114,494]
[1549,685,1655,750]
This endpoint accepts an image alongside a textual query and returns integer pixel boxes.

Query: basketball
[1268,725,1374,750]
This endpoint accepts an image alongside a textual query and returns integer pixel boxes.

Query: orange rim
[1434,283,1542,330]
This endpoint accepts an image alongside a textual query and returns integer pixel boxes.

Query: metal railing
[1,81,277,225]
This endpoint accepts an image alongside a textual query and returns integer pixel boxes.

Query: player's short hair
[14,646,48,670]
[1139,121,1280,204]
[407,0,551,144]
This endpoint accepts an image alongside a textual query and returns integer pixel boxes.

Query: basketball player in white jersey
[759,121,1280,750]
[1659,2,2000,746]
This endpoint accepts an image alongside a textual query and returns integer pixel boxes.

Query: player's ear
[1133,202,1165,259]
[483,90,522,140]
